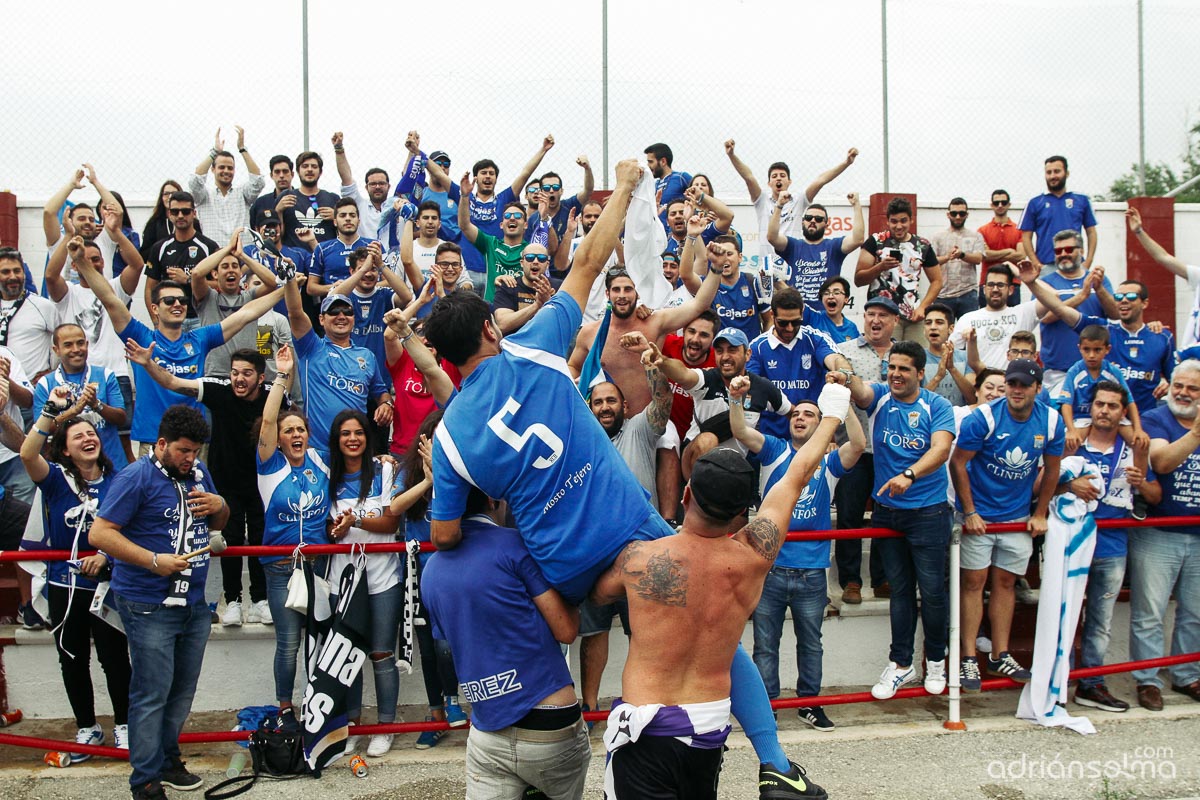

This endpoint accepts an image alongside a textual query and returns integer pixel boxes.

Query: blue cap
[863,296,900,315]
[714,327,749,348]
[320,293,353,313]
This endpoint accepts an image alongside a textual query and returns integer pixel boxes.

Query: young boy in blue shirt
[1053,324,1148,454]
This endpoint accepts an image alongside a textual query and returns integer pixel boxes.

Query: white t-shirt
[50,229,119,282]
[1184,263,1200,349]
[0,346,32,465]
[1,294,57,374]
[411,237,444,281]
[754,190,809,268]
[61,280,132,377]
[949,301,1041,370]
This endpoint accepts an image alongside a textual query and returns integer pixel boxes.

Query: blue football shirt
[750,443,846,569]
[256,448,332,564]
[866,384,956,509]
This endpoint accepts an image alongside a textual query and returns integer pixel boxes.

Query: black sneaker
[1131,495,1148,521]
[18,602,46,631]
[131,781,167,800]
[797,706,835,732]
[960,656,982,693]
[160,758,203,791]
[1074,683,1130,713]
[759,760,828,799]
[986,651,1032,683]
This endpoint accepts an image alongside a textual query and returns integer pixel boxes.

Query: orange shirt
[977,218,1024,283]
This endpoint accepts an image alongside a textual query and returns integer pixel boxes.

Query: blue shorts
[555,513,675,605]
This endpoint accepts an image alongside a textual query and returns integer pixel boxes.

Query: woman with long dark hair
[16,385,131,760]
[139,180,182,258]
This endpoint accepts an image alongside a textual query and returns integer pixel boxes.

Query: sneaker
[131,781,168,800]
[1074,684,1129,713]
[796,706,835,732]
[758,760,828,799]
[221,601,243,627]
[277,707,300,733]
[870,661,917,700]
[415,718,446,750]
[18,602,46,631]
[344,734,361,753]
[160,757,203,791]
[1014,578,1039,605]
[70,724,103,763]
[924,658,947,695]
[445,696,468,728]
[244,602,260,624]
[366,733,393,757]
[253,600,273,626]
[113,724,130,750]
[986,651,1032,683]
[960,657,982,693]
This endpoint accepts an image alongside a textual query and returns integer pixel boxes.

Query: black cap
[1005,358,1043,386]
[429,150,451,165]
[255,209,281,228]
[689,448,756,521]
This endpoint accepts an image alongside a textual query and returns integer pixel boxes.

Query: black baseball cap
[1005,359,1043,386]
[255,209,281,228]
[689,448,756,521]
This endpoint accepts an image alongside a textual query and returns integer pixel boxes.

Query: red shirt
[388,352,462,454]
[977,218,1024,282]
[662,333,716,440]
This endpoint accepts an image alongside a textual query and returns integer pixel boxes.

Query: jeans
[331,582,402,723]
[873,502,952,666]
[752,567,828,699]
[115,595,211,788]
[834,453,886,588]
[1128,528,1200,689]
[939,291,979,321]
[264,560,306,703]
[1079,556,1126,689]
[465,720,590,800]
[219,490,266,604]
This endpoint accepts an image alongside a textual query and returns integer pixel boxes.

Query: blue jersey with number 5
[431,292,657,588]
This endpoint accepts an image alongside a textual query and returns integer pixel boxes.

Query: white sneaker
[253,600,273,626]
[221,601,243,627]
[71,724,103,763]
[924,658,947,695]
[113,724,129,750]
[366,733,393,757]
[871,661,917,700]
[244,602,260,624]
[344,735,361,753]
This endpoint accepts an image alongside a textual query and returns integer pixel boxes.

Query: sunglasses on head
[522,253,549,263]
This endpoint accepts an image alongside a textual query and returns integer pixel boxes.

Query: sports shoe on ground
[70,724,103,763]
[415,717,446,750]
[1074,684,1129,712]
[796,706,834,732]
[18,602,46,631]
[960,657,982,693]
[366,733,393,757]
[253,600,273,625]
[160,758,203,791]
[277,707,300,733]
[344,734,361,753]
[221,601,243,627]
[759,760,828,799]
[870,661,917,700]
[445,696,468,727]
[131,781,168,800]
[244,602,260,624]
[113,724,129,750]
[986,651,1032,683]
[924,658,947,695]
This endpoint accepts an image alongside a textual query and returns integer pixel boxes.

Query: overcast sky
[3,0,1198,208]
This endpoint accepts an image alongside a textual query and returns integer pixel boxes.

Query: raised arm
[560,159,643,310]
[574,155,594,205]
[724,139,761,202]
[839,403,867,469]
[841,191,866,253]
[766,193,790,252]
[1127,207,1189,278]
[190,229,241,303]
[220,285,287,342]
[804,148,858,202]
[42,169,85,245]
[83,164,121,219]
[1016,259,1082,326]
[101,204,145,294]
[282,266,313,340]
[652,257,721,333]
[678,215,709,295]
[373,243,414,305]
[69,236,132,333]
[45,236,72,303]
[727,375,766,454]
[384,303,455,405]
[235,126,261,181]
[257,344,292,462]
[507,134,555,197]
[458,173,479,243]
[689,186,734,233]
[332,131,353,187]
[125,340,200,397]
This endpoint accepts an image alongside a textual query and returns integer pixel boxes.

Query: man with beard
[277,151,342,249]
[143,191,220,325]
[124,339,280,628]
[1020,156,1098,271]
[307,198,376,299]
[931,198,986,320]
[1103,279,1175,416]
[949,264,1044,370]
[978,189,1025,306]
[1132,360,1200,710]
[250,155,295,234]
[70,236,284,456]
[726,140,858,282]
[644,142,691,226]
[493,244,561,334]
[89,405,228,800]
[41,164,124,281]
[922,303,975,405]
[531,161,594,245]
[461,189,544,303]
[855,197,942,347]
[332,131,390,241]
[188,126,265,244]
[0,242,72,391]
[805,277,859,345]
[766,192,864,308]
[554,200,603,273]
[330,243,414,380]
[568,264,719,415]
[657,310,719,520]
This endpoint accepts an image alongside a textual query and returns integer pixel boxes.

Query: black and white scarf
[150,456,201,607]
[0,292,27,346]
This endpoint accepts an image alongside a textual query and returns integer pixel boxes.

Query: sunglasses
[522,253,549,263]
[774,318,802,329]
[168,208,194,216]
[503,212,524,220]
[802,215,827,223]
[948,211,968,218]
[541,183,562,192]
[433,161,451,169]
[526,186,540,193]
[159,296,187,306]
[1053,246,1078,254]
[991,199,1010,207]
[324,307,354,317]
[1113,291,1143,302]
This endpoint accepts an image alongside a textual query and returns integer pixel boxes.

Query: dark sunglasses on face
[324,307,354,317]
[503,212,524,220]
[775,318,802,329]
[802,215,827,223]
[168,208,194,216]
[522,253,549,263]
[541,183,562,192]
[159,296,186,306]
[948,211,968,218]
[991,199,1010,206]
[1054,246,1078,254]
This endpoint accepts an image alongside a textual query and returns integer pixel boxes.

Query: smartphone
[887,248,902,260]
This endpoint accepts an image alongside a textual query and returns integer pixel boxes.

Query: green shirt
[473,231,525,302]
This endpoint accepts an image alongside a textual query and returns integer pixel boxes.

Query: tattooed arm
[590,542,637,605]
[591,541,690,607]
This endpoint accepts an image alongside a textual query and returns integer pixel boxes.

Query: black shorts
[608,735,723,800]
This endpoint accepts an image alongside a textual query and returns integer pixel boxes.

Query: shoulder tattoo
[623,547,688,607]
[741,518,781,561]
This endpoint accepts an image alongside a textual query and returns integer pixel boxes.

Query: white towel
[621,171,671,309]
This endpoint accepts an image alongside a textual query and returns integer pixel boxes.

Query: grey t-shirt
[608,409,662,509]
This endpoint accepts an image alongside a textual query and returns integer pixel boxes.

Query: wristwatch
[902,468,916,481]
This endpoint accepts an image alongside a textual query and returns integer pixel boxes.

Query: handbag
[284,552,330,614]
[204,714,316,799]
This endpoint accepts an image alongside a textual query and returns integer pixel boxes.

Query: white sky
[2,0,1198,208]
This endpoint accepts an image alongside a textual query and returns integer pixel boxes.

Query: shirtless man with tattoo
[591,381,851,800]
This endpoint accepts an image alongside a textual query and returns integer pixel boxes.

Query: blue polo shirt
[1141,405,1200,534]
[294,329,388,457]
[313,236,375,287]
[1038,272,1112,371]
[464,187,518,275]
[747,327,838,438]
[713,274,767,343]
[1053,358,1134,420]
[866,384,956,509]
[749,444,846,569]
[1019,192,1097,265]
[1106,323,1175,414]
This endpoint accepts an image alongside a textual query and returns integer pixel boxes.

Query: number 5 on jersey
[487,397,563,469]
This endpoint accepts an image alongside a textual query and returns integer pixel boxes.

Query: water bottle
[226,750,249,778]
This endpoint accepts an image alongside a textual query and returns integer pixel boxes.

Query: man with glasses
[143,191,219,326]
[765,192,865,309]
[532,160,594,244]
[414,243,472,320]
[805,277,859,344]
[1104,278,1176,417]
[188,126,265,244]
[493,245,561,334]
[931,199,986,320]
[949,264,1042,370]
[978,189,1025,307]
[332,131,391,241]
[1020,155,1098,272]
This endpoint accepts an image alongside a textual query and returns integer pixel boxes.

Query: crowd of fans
[2,132,1199,800]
